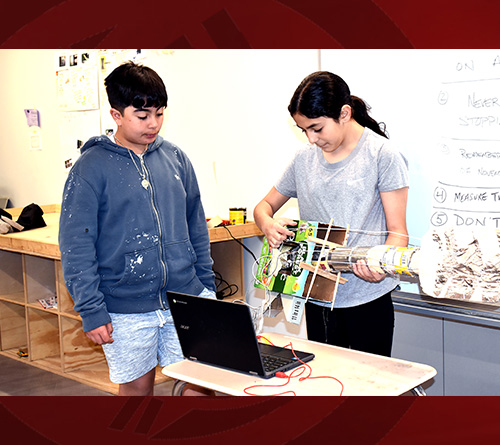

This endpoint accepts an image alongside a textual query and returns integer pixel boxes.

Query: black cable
[214,270,239,299]
[221,224,258,263]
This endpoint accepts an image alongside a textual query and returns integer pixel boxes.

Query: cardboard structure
[254,220,349,302]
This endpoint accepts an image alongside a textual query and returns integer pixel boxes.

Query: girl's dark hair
[105,61,168,113]
[288,71,388,138]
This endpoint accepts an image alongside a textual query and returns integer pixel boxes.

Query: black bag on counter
[16,203,46,231]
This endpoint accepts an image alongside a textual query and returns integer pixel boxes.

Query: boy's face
[111,105,165,153]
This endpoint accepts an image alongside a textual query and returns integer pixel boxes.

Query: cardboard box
[254,220,348,302]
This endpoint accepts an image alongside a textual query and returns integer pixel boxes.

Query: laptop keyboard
[261,354,293,372]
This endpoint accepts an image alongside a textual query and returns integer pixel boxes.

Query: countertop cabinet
[392,291,500,395]
[0,205,262,394]
[0,248,110,391]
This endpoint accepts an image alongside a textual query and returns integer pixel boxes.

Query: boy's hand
[86,322,114,345]
[264,218,296,248]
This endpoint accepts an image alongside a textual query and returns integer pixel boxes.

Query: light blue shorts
[102,288,215,384]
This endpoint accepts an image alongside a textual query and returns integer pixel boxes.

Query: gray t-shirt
[275,127,409,308]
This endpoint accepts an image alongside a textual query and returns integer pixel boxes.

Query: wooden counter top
[0,212,61,259]
[0,205,263,260]
[208,222,263,242]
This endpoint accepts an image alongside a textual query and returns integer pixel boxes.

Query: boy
[59,62,216,396]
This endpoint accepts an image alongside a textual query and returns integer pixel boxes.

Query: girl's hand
[352,259,386,282]
[264,218,296,248]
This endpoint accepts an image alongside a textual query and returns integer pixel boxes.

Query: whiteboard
[320,49,500,295]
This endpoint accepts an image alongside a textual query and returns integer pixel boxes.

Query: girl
[254,71,409,357]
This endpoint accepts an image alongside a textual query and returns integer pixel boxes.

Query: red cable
[244,337,344,396]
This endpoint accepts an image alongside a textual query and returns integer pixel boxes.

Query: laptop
[166,292,315,379]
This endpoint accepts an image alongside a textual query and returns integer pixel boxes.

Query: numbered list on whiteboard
[433,52,500,229]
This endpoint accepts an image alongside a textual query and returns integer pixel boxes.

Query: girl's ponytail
[351,96,388,138]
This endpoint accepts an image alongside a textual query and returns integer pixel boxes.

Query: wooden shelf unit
[0,205,263,394]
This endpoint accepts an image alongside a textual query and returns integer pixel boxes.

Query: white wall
[147,49,317,219]
[0,49,318,217]
[0,50,70,207]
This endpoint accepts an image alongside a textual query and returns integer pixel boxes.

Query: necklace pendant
[141,179,150,189]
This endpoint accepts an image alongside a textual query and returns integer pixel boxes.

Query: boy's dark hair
[105,61,168,114]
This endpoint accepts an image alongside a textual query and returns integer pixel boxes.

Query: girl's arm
[380,187,409,247]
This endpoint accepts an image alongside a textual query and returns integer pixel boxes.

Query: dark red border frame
[2,0,500,48]
[2,0,500,442]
